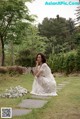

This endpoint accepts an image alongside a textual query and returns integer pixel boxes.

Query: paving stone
[57,82,69,87]
[58,84,65,86]
[57,86,64,89]
[57,81,70,92]
[57,86,64,88]
[62,82,69,84]
[57,84,65,90]
[12,109,32,117]
[18,99,48,108]
[57,87,63,91]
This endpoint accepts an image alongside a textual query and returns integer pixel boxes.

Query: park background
[0,0,80,74]
[0,0,80,119]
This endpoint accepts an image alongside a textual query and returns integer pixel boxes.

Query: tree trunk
[0,36,5,66]
[10,40,14,65]
[0,39,2,66]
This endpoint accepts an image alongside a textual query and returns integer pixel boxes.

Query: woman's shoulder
[42,63,47,67]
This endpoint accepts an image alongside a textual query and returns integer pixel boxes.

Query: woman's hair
[36,53,46,63]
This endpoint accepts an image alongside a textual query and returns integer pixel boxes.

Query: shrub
[76,46,80,71]
[7,66,27,75]
[48,52,77,74]
[15,49,35,67]
[63,53,76,74]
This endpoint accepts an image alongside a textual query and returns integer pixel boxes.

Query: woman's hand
[36,61,39,66]
[32,61,39,77]
[35,69,42,77]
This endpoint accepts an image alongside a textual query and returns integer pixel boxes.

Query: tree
[38,15,75,55]
[5,21,31,65]
[76,45,80,71]
[15,25,47,67]
[75,1,80,26]
[0,0,34,66]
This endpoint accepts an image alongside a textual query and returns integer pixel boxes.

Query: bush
[15,49,35,67]
[63,53,76,74]
[48,51,77,74]
[48,53,64,73]
[76,46,80,71]
[0,66,27,75]
[48,54,58,72]
[7,66,27,75]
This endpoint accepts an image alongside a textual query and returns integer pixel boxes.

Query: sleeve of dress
[40,63,47,72]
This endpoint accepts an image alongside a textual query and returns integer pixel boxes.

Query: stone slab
[62,82,69,85]
[57,81,70,92]
[58,84,65,86]
[18,99,48,108]
[12,109,32,117]
[57,86,64,88]
[57,86,64,89]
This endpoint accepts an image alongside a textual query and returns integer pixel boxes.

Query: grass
[0,73,33,108]
[0,74,80,119]
[0,73,33,92]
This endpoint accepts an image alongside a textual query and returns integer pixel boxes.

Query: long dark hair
[36,53,46,63]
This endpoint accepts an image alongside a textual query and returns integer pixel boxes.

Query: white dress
[30,63,57,96]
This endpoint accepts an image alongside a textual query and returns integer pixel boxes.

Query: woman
[30,53,57,96]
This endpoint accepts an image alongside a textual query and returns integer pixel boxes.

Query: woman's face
[36,55,42,64]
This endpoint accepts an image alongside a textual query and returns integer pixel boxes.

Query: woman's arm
[36,63,47,77]
[31,61,39,76]
[35,70,43,77]
[32,63,46,77]
[35,63,46,77]
[34,61,39,75]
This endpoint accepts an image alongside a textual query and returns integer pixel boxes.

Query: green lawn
[0,74,80,119]
[0,74,33,108]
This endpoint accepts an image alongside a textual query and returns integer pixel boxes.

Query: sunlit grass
[0,74,80,119]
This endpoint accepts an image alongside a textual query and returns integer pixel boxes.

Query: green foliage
[0,0,79,75]
[63,53,76,74]
[0,0,34,38]
[48,50,80,74]
[38,16,75,55]
[0,0,34,65]
[75,32,80,45]
[15,25,46,67]
[75,6,80,25]
[76,46,80,71]
[15,49,35,67]
[48,53,64,72]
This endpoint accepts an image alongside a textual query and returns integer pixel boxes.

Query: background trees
[38,15,75,55]
[0,0,34,66]
[15,25,46,67]
[38,15,80,73]
[0,1,80,74]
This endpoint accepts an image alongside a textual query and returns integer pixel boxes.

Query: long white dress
[30,63,57,96]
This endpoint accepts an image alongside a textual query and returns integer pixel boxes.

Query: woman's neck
[40,62,42,66]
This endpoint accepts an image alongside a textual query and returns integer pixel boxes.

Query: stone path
[18,99,48,109]
[12,109,32,116]
[57,81,69,91]
[12,80,69,117]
